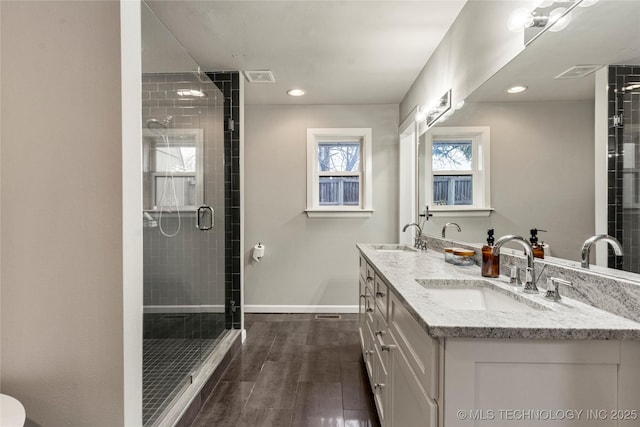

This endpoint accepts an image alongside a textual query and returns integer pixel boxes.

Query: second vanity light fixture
[508,0,599,36]
[415,89,454,129]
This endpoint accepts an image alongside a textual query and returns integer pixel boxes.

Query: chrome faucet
[580,234,623,268]
[441,222,461,239]
[492,235,538,293]
[403,223,423,249]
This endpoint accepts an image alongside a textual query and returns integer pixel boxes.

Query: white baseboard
[244,305,359,313]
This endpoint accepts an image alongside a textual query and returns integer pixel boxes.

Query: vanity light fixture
[287,89,305,97]
[508,0,587,33]
[548,7,572,32]
[507,8,535,32]
[414,105,427,122]
[414,90,452,129]
[507,85,528,94]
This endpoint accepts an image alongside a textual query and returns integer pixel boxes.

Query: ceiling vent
[555,65,603,80]
[243,70,275,83]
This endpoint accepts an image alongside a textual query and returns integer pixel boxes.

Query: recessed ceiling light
[177,89,206,97]
[507,85,528,94]
[287,89,305,97]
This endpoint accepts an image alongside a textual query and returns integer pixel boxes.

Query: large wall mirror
[417,0,640,272]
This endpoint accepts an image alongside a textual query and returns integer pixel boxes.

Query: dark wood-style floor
[191,313,381,427]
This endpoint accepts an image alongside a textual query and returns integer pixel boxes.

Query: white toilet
[0,393,26,427]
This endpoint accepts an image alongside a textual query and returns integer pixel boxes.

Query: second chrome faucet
[441,222,461,239]
[492,235,538,293]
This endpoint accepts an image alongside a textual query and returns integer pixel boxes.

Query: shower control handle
[196,206,214,231]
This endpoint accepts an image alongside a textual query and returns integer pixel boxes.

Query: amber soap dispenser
[529,228,546,259]
[481,228,499,278]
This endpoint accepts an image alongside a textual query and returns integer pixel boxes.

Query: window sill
[305,209,374,218]
[429,207,494,217]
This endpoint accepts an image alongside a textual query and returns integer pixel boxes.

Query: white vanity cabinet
[358,252,640,427]
[359,255,438,427]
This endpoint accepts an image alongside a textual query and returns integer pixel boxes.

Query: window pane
[433,175,472,206]
[318,142,360,172]
[432,140,472,171]
[155,176,197,207]
[319,176,360,206]
[155,144,197,173]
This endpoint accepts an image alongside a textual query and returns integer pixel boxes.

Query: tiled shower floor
[143,337,219,426]
[142,312,227,426]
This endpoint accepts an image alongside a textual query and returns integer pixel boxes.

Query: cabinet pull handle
[375,291,385,298]
[366,276,373,283]
[365,350,374,355]
[374,383,385,389]
[366,308,374,313]
[359,294,366,298]
[381,344,396,352]
[374,330,384,336]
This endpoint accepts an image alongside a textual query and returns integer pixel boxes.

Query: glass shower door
[141,71,226,427]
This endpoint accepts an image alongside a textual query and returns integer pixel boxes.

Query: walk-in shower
[142,2,242,424]
[141,68,244,426]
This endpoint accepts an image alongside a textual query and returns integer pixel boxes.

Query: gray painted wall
[244,105,398,308]
[1,2,135,426]
[420,100,595,261]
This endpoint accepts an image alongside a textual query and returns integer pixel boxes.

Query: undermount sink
[415,279,545,312]
[371,244,420,253]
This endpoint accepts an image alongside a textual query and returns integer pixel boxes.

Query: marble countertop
[357,243,640,340]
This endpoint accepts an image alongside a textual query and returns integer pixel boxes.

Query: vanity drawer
[374,305,390,370]
[365,263,376,293]
[374,274,389,321]
[364,286,375,324]
[389,292,439,399]
[359,254,367,281]
[363,318,376,379]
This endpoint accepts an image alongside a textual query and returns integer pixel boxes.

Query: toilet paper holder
[252,242,265,262]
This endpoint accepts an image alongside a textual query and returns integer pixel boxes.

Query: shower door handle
[196,206,214,231]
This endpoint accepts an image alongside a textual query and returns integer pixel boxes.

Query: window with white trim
[306,128,373,218]
[423,126,491,216]
[142,129,204,212]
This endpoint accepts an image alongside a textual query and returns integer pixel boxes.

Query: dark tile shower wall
[142,71,241,333]
[206,72,242,329]
[142,72,225,344]
[608,65,640,272]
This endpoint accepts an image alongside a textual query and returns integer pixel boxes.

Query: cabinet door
[373,345,389,427]
[389,292,439,399]
[390,333,438,427]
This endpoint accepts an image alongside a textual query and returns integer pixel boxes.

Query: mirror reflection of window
[432,140,473,206]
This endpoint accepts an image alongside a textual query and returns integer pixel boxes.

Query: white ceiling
[145,0,467,105]
[467,0,640,103]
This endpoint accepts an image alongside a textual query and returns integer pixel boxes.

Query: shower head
[146,116,174,133]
